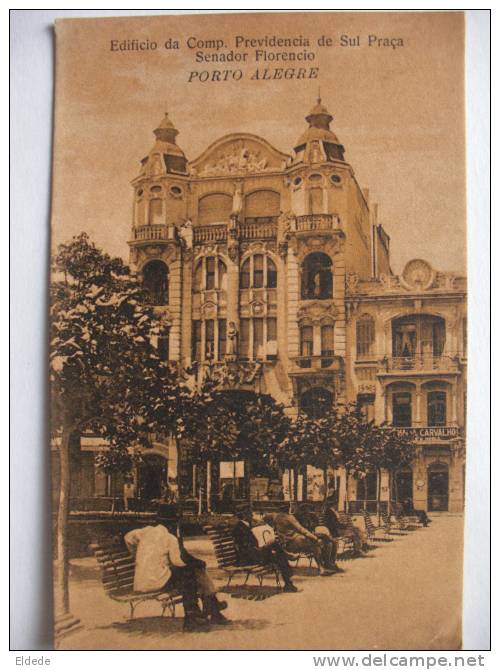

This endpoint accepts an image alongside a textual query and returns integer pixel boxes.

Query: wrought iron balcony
[377,355,461,374]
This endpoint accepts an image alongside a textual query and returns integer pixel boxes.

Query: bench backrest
[90,540,135,597]
[203,525,239,569]
[363,511,376,534]
[338,512,355,530]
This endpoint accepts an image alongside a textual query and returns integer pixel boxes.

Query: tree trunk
[55,424,71,617]
[344,470,349,512]
[247,459,253,514]
[323,466,328,501]
[377,468,382,525]
[206,459,211,513]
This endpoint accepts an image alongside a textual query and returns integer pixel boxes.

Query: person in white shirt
[125,516,229,631]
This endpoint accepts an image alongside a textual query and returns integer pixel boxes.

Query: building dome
[139,112,188,176]
[293,97,345,164]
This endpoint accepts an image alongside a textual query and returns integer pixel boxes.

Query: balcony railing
[193,224,227,244]
[293,355,341,371]
[378,355,460,373]
[240,217,278,240]
[132,224,175,242]
[296,214,336,232]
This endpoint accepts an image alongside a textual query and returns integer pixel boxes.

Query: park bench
[362,510,393,541]
[392,502,422,530]
[90,538,183,619]
[380,510,408,535]
[203,524,281,588]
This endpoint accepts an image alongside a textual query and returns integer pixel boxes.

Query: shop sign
[392,426,463,440]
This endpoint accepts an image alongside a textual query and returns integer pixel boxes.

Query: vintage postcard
[50,11,467,650]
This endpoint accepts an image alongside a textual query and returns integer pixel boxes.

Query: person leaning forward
[124,513,229,632]
[232,509,298,592]
[263,511,336,576]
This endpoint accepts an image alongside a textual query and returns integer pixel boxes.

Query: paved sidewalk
[59,514,463,650]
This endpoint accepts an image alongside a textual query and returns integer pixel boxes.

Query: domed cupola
[139,112,188,177]
[292,97,345,165]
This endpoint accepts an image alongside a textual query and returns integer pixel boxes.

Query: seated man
[232,510,298,592]
[263,510,335,576]
[295,504,344,573]
[401,498,430,527]
[321,496,368,556]
[125,512,229,632]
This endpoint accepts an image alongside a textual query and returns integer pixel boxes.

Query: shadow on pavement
[95,615,271,637]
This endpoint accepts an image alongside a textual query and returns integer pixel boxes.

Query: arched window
[356,316,375,358]
[143,260,168,305]
[244,190,280,221]
[427,391,447,426]
[240,255,277,289]
[193,257,227,291]
[198,193,233,225]
[301,252,333,299]
[300,388,333,419]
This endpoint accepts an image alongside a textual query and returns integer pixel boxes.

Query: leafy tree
[50,233,185,619]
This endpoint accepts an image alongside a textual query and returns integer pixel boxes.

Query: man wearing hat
[125,508,229,632]
[231,506,298,592]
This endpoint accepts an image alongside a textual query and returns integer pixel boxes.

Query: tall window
[240,255,277,289]
[356,316,375,358]
[392,392,412,427]
[301,252,333,299]
[157,329,170,361]
[205,320,215,359]
[192,320,202,363]
[194,257,227,291]
[206,257,216,290]
[300,325,313,367]
[321,323,335,367]
[239,319,251,360]
[143,260,169,305]
[218,319,227,359]
[149,198,163,225]
[253,318,264,359]
[427,391,447,426]
[239,317,277,361]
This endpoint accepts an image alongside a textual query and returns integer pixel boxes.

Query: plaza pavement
[58,513,463,650]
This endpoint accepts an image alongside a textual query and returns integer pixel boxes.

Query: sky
[51,11,466,275]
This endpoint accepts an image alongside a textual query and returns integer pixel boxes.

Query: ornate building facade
[66,98,466,514]
[124,99,466,513]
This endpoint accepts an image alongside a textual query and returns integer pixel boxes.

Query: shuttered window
[198,193,233,224]
[244,190,280,218]
[356,317,375,357]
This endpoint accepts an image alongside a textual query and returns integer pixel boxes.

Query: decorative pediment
[297,300,337,323]
[190,134,290,178]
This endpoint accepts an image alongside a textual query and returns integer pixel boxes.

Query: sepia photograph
[10,8,490,655]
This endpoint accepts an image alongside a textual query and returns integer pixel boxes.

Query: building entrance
[138,453,167,501]
[427,463,449,511]
[394,467,413,504]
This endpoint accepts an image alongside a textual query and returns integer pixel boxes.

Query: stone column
[415,384,422,426]
[180,249,193,366]
[286,244,300,361]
